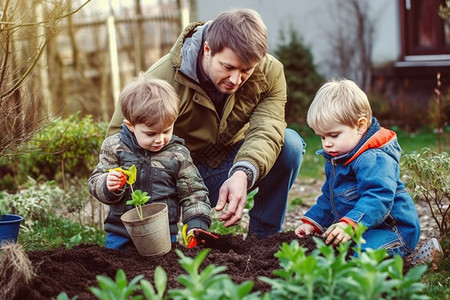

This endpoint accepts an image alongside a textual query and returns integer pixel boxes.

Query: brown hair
[206,8,268,66]
[120,73,179,127]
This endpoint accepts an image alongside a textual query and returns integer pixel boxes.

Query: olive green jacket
[108,22,287,182]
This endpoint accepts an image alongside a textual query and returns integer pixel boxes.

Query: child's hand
[295,223,315,238]
[325,221,351,246]
[107,170,127,192]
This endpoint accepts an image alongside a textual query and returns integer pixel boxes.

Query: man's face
[202,42,258,94]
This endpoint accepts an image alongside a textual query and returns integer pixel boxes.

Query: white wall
[195,0,400,76]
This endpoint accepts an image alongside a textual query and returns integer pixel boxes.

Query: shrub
[402,148,450,237]
[0,113,107,190]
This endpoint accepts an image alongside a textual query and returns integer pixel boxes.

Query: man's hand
[325,222,352,246]
[215,171,248,227]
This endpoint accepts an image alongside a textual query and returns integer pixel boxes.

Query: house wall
[195,0,399,77]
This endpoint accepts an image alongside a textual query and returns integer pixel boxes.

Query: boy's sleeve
[302,180,336,232]
[88,136,126,204]
[176,147,212,230]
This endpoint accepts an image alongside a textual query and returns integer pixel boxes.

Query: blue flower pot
[0,214,24,246]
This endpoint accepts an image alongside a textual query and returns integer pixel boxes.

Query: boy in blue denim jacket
[295,79,420,257]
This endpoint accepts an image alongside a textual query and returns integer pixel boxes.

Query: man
[108,8,306,238]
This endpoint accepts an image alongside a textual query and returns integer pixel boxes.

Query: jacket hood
[170,21,210,81]
[319,118,401,165]
[119,124,184,154]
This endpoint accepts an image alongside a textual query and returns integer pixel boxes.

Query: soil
[6,178,435,299]
[11,231,418,300]
[13,232,320,300]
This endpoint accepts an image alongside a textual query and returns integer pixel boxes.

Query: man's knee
[279,128,306,164]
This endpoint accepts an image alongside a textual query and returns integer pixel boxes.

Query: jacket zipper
[330,158,339,222]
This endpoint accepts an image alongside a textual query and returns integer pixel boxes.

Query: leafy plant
[89,268,143,300]
[139,266,167,300]
[260,224,430,300]
[2,113,108,190]
[168,249,259,300]
[402,148,450,237]
[109,165,151,220]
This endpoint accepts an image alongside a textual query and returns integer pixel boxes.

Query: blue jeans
[360,227,414,257]
[196,129,305,238]
[106,232,178,250]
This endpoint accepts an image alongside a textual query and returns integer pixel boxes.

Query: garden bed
[11,231,416,300]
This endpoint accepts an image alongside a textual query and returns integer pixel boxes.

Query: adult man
[108,8,306,238]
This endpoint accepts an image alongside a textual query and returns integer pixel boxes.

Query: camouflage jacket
[88,125,211,237]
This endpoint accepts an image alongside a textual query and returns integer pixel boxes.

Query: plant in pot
[109,165,171,257]
[0,192,24,246]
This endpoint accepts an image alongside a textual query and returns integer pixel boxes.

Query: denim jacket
[302,118,420,250]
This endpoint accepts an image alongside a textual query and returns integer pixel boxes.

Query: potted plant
[109,166,171,257]
[0,192,24,246]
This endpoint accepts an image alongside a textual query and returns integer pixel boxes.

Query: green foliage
[1,113,107,190]
[2,178,66,228]
[402,148,450,237]
[19,214,105,251]
[89,269,144,300]
[260,224,429,300]
[0,191,8,215]
[140,266,167,300]
[127,190,151,220]
[209,190,256,235]
[168,249,259,300]
[54,292,78,300]
[274,26,324,127]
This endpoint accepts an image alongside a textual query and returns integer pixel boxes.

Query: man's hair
[206,8,268,66]
[120,73,179,127]
[307,78,372,132]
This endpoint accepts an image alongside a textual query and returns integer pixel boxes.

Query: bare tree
[0,0,89,158]
[321,0,376,90]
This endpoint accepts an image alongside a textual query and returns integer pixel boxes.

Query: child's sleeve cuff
[340,217,357,230]
[301,218,323,234]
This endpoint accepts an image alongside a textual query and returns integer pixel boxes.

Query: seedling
[109,165,150,220]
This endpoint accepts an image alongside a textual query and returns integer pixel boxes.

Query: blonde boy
[295,79,420,257]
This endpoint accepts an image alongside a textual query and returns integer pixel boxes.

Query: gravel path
[283,178,437,246]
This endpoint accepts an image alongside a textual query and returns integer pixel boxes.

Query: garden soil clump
[13,232,317,299]
[12,231,414,300]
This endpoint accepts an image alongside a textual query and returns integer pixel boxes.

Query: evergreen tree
[275,27,324,127]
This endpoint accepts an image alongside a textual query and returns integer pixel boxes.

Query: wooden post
[107,15,121,106]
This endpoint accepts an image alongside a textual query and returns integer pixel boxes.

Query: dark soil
[12,231,413,300]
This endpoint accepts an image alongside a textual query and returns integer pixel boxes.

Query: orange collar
[345,127,396,165]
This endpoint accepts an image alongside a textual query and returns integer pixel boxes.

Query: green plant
[1,113,107,190]
[2,178,65,228]
[127,190,151,221]
[89,269,143,300]
[209,190,256,235]
[260,224,429,300]
[168,249,259,300]
[54,292,78,300]
[274,26,324,127]
[19,215,105,251]
[402,148,450,237]
[110,165,150,220]
[0,191,8,215]
[139,266,167,300]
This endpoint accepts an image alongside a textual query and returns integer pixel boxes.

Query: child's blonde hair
[120,73,179,127]
[307,78,372,132]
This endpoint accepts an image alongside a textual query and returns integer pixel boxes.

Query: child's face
[126,121,174,152]
[314,121,367,157]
